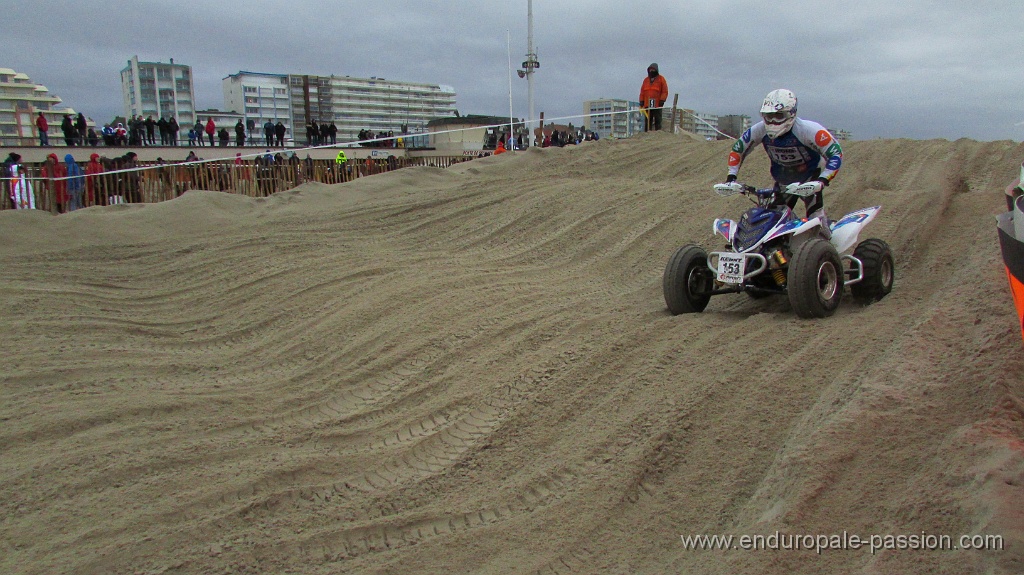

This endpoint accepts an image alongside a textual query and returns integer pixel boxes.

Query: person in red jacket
[205,117,216,147]
[40,152,68,213]
[85,152,104,207]
[35,112,49,146]
[639,63,669,132]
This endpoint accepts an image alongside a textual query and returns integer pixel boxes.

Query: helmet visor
[762,111,791,124]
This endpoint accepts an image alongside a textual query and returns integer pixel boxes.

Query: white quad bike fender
[829,206,881,253]
[713,218,736,243]
[780,216,827,254]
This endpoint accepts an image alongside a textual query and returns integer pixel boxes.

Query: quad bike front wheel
[850,238,894,304]
[663,244,713,315]
[788,238,844,319]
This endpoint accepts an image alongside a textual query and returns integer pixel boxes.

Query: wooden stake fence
[1,155,471,212]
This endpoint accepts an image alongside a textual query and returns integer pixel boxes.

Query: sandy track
[2,133,1023,574]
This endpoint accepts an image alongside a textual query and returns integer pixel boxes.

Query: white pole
[507,30,515,150]
[526,0,537,147]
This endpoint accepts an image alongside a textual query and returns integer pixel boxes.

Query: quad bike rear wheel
[788,238,844,319]
[663,245,712,314]
[850,238,894,304]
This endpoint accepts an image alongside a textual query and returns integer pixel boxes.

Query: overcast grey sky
[7,0,1023,141]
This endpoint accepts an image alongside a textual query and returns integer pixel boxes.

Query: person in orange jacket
[639,63,668,132]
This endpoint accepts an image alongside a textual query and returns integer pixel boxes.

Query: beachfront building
[583,98,644,139]
[192,109,249,145]
[717,114,752,139]
[289,74,456,146]
[680,111,720,140]
[222,71,291,138]
[427,115,525,153]
[829,127,853,141]
[121,56,196,128]
[222,71,457,147]
[0,67,92,146]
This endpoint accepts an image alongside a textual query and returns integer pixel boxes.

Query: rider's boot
[808,208,832,240]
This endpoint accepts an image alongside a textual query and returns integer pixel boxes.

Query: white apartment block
[121,56,196,126]
[688,111,720,140]
[223,71,457,146]
[828,127,852,141]
[222,71,291,128]
[583,98,645,139]
[0,67,91,146]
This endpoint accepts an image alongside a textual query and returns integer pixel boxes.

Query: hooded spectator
[274,122,286,147]
[205,118,216,147]
[3,153,23,210]
[65,154,84,211]
[85,153,103,207]
[61,114,77,146]
[11,163,35,209]
[76,113,88,146]
[41,153,68,213]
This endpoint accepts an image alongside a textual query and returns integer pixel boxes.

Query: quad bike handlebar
[713,181,822,203]
[713,182,777,206]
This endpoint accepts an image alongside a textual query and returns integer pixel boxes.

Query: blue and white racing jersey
[728,118,843,186]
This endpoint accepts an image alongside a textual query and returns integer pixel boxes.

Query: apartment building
[223,71,457,146]
[121,56,196,126]
[829,127,853,141]
[583,98,645,139]
[717,115,752,139]
[222,71,291,130]
[0,67,91,146]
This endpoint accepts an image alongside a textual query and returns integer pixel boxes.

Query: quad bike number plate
[717,253,746,284]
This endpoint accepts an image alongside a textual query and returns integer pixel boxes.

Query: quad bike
[663,182,894,319]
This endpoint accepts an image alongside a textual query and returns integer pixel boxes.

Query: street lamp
[517,0,539,147]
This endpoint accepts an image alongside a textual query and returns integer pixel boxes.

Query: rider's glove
[726,174,737,183]
[789,178,827,197]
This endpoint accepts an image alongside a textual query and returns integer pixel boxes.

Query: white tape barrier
[8,104,731,184]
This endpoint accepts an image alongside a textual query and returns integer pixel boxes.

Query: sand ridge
[1,132,1023,574]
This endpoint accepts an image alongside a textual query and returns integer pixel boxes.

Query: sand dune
[2,133,1023,574]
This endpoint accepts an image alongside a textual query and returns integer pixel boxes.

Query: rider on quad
[724,89,844,228]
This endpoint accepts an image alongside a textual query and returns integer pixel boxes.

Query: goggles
[762,111,792,123]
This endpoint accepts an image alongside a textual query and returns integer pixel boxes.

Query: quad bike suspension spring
[772,268,787,286]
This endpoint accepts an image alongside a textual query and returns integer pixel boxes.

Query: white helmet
[760,89,797,139]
